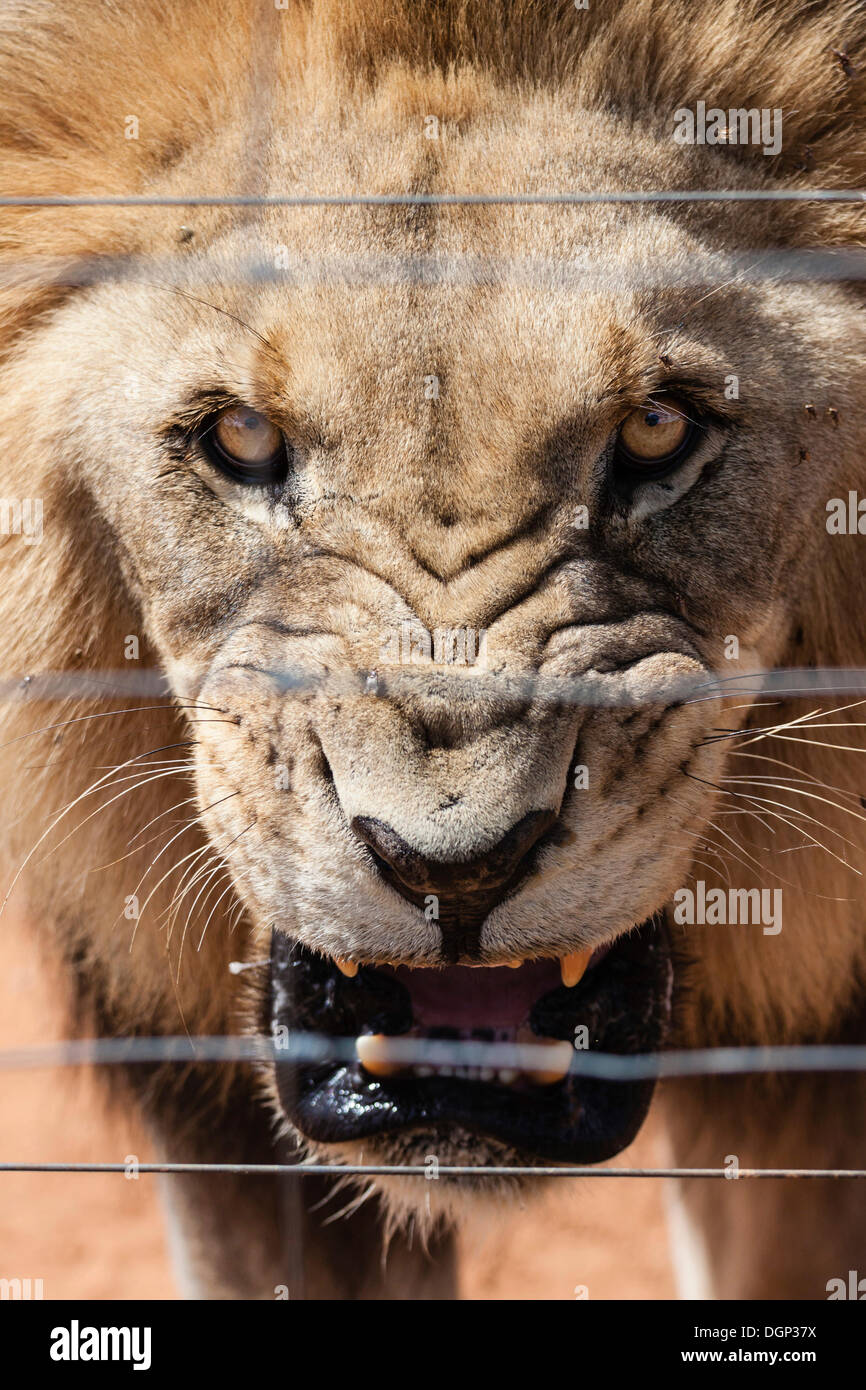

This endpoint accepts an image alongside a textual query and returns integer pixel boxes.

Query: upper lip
[350,809,560,963]
[267,916,673,1163]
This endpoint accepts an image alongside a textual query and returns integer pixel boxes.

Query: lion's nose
[350,809,556,922]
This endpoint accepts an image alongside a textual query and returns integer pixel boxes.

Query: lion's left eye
[200,405,288,484]
[615,394,697,476]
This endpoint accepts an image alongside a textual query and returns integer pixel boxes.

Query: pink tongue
[391,959,561,1030]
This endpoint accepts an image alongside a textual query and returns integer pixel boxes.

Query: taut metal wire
[3,173,866,1192]
[6,665,866,707]
[1,1163,863,1179]
[1,189,864,207]
[3,1036,866,1082]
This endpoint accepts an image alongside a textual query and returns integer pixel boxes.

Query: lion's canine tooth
[527,1039,574,1086]
[356,1034,404,1077]
[560,948,593,988]
[335,956,358,978]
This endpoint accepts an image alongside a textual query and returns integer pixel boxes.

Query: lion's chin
[287,1126,538,1235]
[263,918,673,1184]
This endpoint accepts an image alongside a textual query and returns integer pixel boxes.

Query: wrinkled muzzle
[187,624,721,1163]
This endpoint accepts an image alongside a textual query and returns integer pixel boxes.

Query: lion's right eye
[614,394,699,479]
[199,405,288,484]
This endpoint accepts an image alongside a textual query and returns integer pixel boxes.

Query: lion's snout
[350,808,557,961]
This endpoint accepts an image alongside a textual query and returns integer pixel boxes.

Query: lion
[0,0,865,1300]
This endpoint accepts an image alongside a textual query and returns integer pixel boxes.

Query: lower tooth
[356,1035,571,1086]
[355,1034,404,1077]
[527,1039,573,1086]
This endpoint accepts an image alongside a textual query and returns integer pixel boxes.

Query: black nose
[350,809,556,958]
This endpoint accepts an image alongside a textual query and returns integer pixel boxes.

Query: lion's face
[34,93,858,1171]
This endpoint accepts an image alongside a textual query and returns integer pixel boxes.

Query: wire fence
[7,665,866,706]
[5,247,866,291]
[2,1037,866,1179]
[3,189,864,206]
[2,174,866,1195]
[3,1164,863,1179]
[5,1034,866,1081]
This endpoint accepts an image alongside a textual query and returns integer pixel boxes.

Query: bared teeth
[356,1033,573,1085]
[335,956,358,978]
[356,1034,405,1077]
[527,1039,574,1086]
[560,948,593,989]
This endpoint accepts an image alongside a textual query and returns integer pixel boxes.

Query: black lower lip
[269,920,672,1164]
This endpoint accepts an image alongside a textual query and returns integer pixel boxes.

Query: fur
[1,0,865,1297]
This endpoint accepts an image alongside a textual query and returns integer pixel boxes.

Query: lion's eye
[615,395,696,475]
[200,405,287,484]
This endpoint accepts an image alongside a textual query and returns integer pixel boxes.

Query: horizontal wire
[4,666,866,707]
[3,247,866,289]
[3,1035,866,1081]
[1,190,864,208]
[0,1162,863,1178]
[4,130,865,1196]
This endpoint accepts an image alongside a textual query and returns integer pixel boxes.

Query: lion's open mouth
[268,917,673,1163]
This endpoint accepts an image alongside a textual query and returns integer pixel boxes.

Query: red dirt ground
[0,919,674,1299]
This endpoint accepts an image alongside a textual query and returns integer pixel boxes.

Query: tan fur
[1,0,865,1297]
